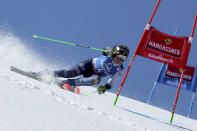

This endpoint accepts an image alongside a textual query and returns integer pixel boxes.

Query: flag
[136,26,191,68]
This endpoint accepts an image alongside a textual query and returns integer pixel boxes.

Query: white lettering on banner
[166,80,187,89]
[166,71,193,81]
[148,41,181,56]
[148,53,174,63]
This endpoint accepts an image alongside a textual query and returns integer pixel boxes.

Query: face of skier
[112,56,123,65]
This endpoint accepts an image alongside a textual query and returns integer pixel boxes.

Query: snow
[0,31,197,131]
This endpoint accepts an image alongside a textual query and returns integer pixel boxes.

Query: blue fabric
[92,56,123,77]
[54,56,124,87]
[54,59,94,78]
[65,76,102,86]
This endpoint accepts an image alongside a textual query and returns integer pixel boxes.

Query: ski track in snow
[1,70,193,131]
[1,67,193,131]
[2,71,194,131]
[0,72,153,131]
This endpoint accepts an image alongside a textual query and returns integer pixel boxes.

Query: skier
[41,44,129,94]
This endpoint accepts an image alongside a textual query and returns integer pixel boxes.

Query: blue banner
[157,64,197,92]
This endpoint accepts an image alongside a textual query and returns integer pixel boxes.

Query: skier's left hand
[97,85,107,94]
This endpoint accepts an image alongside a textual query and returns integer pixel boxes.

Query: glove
[102,47,112,56]
[97,85,107,94]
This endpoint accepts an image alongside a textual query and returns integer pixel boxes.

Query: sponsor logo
[104,63,112,73]
[148,53,174,63]
[166,70,193,81]
[179,68,183,73]
[147,41,181,57]
[179,68,186,73]
[166,80,187,89]
[164,38,173,45]
[116,66,121,72]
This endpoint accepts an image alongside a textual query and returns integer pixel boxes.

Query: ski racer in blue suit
[53,44,130,94]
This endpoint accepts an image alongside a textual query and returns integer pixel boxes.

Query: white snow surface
[0,32,197,131]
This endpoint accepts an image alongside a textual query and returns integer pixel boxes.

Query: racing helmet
[111,44,129,62]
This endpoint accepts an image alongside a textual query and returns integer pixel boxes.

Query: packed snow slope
[1,31,197,131]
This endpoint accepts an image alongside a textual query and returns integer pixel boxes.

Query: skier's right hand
[102,47,112,56]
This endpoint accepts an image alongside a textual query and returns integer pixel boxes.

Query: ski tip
[62,82,71,90]
[62,82,80,94]
[74,87,80,94]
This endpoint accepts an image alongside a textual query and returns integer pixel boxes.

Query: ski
[10,66,80,94]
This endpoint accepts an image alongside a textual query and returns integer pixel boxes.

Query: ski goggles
[116,54,127,62]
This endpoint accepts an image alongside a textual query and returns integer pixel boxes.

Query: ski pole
[33,35,105,52]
